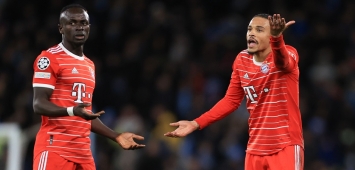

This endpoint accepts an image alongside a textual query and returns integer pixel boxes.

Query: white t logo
[72,83,88,103]
[243,86,258,103]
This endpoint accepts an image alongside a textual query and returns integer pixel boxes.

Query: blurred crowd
[0,0,355,169]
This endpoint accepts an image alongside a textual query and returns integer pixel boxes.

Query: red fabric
[32,43,96,163]
[194,36,303,155]
[245,145,304,170]
[33,151,96,170]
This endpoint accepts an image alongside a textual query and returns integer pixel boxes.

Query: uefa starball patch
[37,57,50,70]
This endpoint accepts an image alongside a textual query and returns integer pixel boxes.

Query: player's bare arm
[164,120,200,138]
[268,14,295,37]
[91,119,145,150]
[33,87,104,120]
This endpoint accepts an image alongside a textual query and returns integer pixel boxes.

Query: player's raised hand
[268,14,295,37]
[73,103,104,120]
[115,132,145,150]
[164,120,199,138]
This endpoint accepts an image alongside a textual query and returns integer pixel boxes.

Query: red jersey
[32,43,96,163]
[195,36,304,155]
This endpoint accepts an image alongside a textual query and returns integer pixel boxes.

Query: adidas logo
[243,73,249,79]
[72,67,79,74]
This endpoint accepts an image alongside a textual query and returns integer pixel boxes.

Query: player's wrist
[191,120,200,130]
[67,106,75,116]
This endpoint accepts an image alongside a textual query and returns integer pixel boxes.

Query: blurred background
[0,0,354,169]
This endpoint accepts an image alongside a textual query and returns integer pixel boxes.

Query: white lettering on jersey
[243,86,258,103]
[72,83,91,103]
[34,72,51,79]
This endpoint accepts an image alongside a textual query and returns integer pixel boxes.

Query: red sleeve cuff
[194,117,207,130]
[270,35,285,49]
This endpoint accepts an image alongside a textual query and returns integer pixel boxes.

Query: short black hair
[60,4,87,14]
[253,13,270,19]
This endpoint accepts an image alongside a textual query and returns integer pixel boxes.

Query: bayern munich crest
[37,57,50,70]
[260,63,270,74]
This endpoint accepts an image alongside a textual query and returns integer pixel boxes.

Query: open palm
[268,14,295,37]
[164,120,199,138]
[115,132,145,150]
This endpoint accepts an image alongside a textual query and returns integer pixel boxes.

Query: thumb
[77,102,91,108]
[285,20,296,29]
[133,135,144,140]
[169,122,180,127]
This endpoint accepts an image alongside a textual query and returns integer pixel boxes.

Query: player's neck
[62,41,84,57]
[253,48,271,62]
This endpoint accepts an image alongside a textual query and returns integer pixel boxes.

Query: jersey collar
[59,43,85,61]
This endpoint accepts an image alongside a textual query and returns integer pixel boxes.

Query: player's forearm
[194,97,241,129]
[91,118,120,141]
[270,35,290,70]
[33,99,70,117]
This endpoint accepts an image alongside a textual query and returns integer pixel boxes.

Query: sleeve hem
[33,83,55,89]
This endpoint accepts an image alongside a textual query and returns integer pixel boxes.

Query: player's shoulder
[36,44,63,60]
[83,56,95,66]
[34,44,63,68]
[285,45,298,53]
[235,49,251,61]
[236,49,250,56]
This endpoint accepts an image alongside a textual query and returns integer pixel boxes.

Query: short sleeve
[32,52,60,89]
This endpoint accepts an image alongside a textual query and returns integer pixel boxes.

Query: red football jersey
[195,36,304,155]
[32,43,96,163]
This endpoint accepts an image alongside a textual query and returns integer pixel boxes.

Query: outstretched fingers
[128,135,145,149]
[164,131,177,137]
[169,122,180,126]
[93,110,105,116]
[133,134,144,141]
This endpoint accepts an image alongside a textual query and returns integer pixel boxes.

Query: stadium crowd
[0,0,355,169]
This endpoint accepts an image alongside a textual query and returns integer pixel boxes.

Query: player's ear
[58,24,63,34]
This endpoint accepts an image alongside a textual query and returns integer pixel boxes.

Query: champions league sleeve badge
[37,57,50,70]
[260,63,270,74]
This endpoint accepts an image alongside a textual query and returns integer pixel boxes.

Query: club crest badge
[260,63,269,74]
[37,57,50,70]
[88,67,95,79]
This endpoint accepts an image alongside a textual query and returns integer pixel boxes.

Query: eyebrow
[248,26,265,29]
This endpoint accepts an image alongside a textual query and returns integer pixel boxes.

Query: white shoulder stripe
[33,83,55,89]
[48,49,63,54]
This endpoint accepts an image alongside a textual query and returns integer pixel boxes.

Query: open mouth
[247,38,258,48]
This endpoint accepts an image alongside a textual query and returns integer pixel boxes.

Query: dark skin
[33,7,145,150]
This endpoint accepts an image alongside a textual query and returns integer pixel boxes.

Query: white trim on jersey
[59,43,85,60]
[33,83,55,89]
[295,145,301,170]
[253,56,263,66]
[38,151,48,170]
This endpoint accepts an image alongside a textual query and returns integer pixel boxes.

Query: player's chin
[72,39,87,45]
[247,48,257,54]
